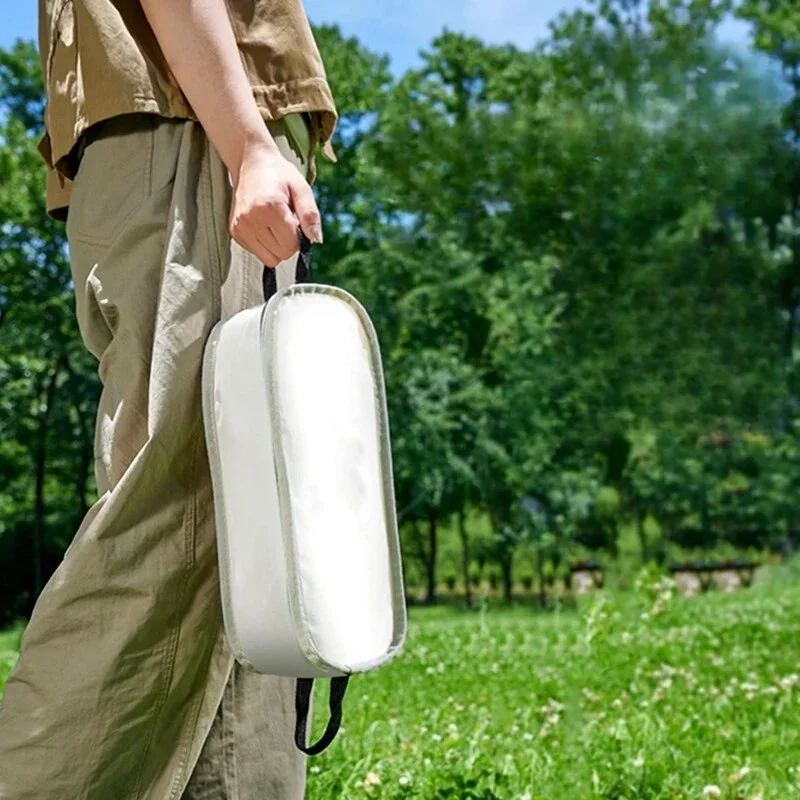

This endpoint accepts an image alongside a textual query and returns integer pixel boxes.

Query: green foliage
[2,1,800,614]
[0,42,99,620]
[596,486,622,518]
[0,621,23,685]
[628,427,799,550]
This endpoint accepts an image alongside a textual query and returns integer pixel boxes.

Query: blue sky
[1,1,749,74]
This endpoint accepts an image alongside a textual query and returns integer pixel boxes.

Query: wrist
[231,126,280,180]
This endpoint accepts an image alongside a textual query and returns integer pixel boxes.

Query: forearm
[140,0,278,177]
[140,0,323,261]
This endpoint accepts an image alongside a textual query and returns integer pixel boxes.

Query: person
[0,1,337,797]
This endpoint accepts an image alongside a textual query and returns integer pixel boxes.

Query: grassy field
[0,624,21,689]
[2,567,799,799]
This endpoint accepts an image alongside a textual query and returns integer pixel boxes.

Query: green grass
[305,567,800,799]
[2,570,799,798]
[0,622,22,687]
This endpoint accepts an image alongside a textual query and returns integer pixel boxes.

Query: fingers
[230,213,283,267]
[254,234,282,269]
[289,178,323,244]
[266,202,302,258]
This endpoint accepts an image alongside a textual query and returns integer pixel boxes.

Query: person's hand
[229,140,323,267]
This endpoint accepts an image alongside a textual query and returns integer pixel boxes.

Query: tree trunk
[781,276,797,433]
[635,505,648,563]
[487,509,514,604]
[457,506,472,609]
[500,554,513,604]
[425,506,438,605]
[536,547,547,609]
[62,357,95,528]
[33,363,61,597]
[75,426,93,524]
[783,134,800,430]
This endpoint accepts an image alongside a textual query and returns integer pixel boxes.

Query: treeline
[1,0,799,619]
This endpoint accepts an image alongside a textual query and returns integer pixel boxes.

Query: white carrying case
[201,235,406,754]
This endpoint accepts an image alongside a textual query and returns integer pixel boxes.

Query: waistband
[74,112,312,173]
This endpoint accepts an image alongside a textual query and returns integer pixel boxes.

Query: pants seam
[132,417,201,799]
[226,665,240,799]
[130,483,196,800]
[167,126,231,800]
[169,640,234,800]
[201,132,224,320]
[166,432,216,800]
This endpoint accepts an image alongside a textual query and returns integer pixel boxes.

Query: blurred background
[1,1,800,796]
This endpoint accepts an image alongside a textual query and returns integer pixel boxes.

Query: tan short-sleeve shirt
[38,0,338,218]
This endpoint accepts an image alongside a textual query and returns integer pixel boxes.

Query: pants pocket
[66,115,156,247]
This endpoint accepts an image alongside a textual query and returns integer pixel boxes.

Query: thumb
[289,178,323,244]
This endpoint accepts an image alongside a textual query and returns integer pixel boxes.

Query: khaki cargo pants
[0,115,309,799]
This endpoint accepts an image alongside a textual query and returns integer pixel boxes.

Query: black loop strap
[262,230,313,303]
[294,676,350,756]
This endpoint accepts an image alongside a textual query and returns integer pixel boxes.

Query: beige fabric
[182,661,304,799]
[38,0,338,218]
[0,114,308,800]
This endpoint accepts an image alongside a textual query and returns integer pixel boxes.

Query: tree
[736,1,800,428]
[0,42,99,616]
[2,3,799,617]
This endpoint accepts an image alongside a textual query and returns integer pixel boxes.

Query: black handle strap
[294,676,350,756]
[262,230,313,303]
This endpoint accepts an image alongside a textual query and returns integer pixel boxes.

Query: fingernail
[310,225,324,244]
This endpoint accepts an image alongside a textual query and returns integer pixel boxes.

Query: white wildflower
[728,765,751,783]
[780,674,799,691]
